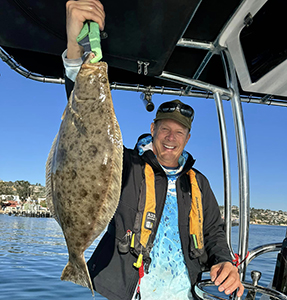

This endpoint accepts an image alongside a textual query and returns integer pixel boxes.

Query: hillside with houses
[0,180,47,215]
[219,205,287,226]
[1,180,286,225]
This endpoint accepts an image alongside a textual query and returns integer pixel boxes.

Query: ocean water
[0,213,286,300]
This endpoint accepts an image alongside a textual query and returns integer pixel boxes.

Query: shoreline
[0,210,286,226]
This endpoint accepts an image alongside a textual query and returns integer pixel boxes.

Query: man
[63,1,244,299]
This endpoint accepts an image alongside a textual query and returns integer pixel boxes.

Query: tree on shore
[14,180,31,201]
[0,181,14,195]
[40,200,47,208]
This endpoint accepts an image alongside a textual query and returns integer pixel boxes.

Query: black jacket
[87,136,232,300]
[65,79,232,300]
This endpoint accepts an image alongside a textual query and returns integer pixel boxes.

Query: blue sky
[0,60,286,211]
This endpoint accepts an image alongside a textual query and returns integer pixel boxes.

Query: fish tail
[61,255,94,296]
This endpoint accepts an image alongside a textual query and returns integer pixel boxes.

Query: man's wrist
[66,42,84,59]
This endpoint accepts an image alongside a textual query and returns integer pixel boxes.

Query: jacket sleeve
[197,172,233,267]
[61,48,83,100]
[65,75,75,100]
[120,146,131,193]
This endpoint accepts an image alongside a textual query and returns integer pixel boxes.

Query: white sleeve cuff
[62,49,84,82]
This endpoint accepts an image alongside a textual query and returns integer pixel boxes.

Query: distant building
[2,200,21,213]
[1,195,20,202]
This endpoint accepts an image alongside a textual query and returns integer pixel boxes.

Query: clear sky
[0,60,286,211]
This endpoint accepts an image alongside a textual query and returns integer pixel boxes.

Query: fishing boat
[0,0,286,299]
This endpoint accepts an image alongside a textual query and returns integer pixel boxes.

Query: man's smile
[163,144,175,150]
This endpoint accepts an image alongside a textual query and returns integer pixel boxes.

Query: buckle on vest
[133,253,143,268]
[118,230,132,254]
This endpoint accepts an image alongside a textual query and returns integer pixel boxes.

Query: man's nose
[166,132,176,141]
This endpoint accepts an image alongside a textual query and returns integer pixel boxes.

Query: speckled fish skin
[46,53,123,294]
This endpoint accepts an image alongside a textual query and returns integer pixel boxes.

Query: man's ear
[185,133,191,147]
[150,122,155,137]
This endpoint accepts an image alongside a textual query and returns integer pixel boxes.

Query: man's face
[151,119,190,168]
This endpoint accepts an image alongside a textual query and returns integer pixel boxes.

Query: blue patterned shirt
[136,136,193,300]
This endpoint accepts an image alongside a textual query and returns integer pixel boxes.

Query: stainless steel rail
[2,47,287,107]
[213,91,234,259]
[177,38,215,51]
[246,243,282,265]
[221,49,250,281]
[0,47,65,84]
[195,280,287,300]
[110,83,287,107]
[176,38,217,94]
[160,71,233,97]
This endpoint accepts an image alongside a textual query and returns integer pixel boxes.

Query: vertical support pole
[221,49,250,280]
[213,91,234,259]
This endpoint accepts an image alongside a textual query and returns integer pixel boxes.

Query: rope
[135,262,144,299]
[233,251,250,268]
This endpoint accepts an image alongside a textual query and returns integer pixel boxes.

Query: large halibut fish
[46,53,123,294]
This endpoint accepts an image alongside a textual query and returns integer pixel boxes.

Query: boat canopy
[1,0,287,105]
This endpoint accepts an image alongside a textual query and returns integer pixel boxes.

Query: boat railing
[195,280,287,300]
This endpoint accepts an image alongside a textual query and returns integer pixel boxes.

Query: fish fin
[67,93,87,136]
[72,115,87,136]
[61,107,67,120]
[45,133,60,223]
[61,255,94,296]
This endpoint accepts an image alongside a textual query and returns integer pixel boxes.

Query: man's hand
[66,0,105,59]
[210,261,244,297]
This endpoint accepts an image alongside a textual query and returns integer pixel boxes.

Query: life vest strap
[130,164,205,269]
[187,169,204,252]
[140,163,156,248]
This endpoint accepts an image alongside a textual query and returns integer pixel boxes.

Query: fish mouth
[83,52,96,64]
